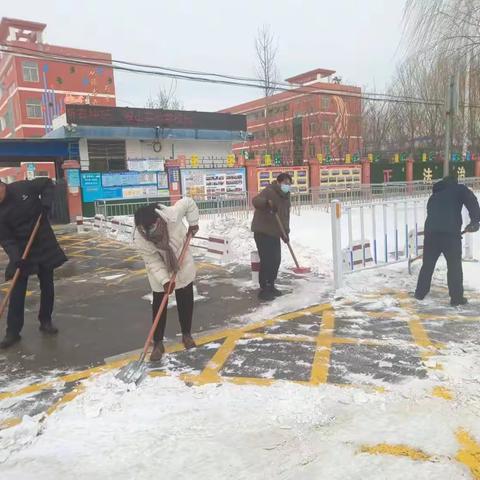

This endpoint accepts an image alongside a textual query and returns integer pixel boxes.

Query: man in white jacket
[134,197,199,361]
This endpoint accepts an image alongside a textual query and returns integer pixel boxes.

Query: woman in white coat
[133,198,200,361]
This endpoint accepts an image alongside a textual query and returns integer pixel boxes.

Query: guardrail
[94,177,480,219]
[330,195,479,290]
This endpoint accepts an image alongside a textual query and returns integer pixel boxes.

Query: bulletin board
[257,166,309,192]
[319,165,362,187]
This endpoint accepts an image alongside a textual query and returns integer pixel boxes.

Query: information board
[180,168,246,198]
[257,166,309,192]
[81,171,169,202]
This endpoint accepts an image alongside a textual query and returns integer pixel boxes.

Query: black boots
[0,333,21,349]
[258,284,283,301]
[39,322,59,335]
[451,297,468,307]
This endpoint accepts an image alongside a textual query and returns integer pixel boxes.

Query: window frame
[26,99,43,119]
[22,61,40,83]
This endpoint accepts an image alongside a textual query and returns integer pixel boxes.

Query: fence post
[331,199,343,290]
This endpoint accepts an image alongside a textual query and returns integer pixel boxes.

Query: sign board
[66,169,81,187]
[66,105,247,131]
[180,168,246,198]
[127,158,165,171]
[190,155,199,167]
[80,171,169,202]
[320,165,362,187]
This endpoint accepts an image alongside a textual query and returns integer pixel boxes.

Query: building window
[22,61,39,83]
[0,117,5,131]
[87,140,126,171]
[309,143,316,157]
[310,122,317,133]
[321,96,330,111]
[322,120,330,133]
[26,99,42,119]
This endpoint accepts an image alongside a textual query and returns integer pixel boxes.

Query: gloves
[188,225,199,237]
[163,281,176,294]
[281,234,290,244]
[465,222,480,233]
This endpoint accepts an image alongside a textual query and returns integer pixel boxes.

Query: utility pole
[443,75,458,177]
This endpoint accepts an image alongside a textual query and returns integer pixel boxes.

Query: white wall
[126,138,233,161]
[80,138,235,171]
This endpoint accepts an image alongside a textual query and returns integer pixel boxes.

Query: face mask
[281,184,291,194]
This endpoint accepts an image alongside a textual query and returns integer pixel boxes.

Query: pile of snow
[1,368,478,479]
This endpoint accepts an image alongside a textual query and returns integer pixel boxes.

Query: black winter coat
[424,177,480,235]
[0,178,67,280]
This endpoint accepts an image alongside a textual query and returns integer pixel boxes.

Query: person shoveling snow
[251,173,311,302]
[132,199,200,362]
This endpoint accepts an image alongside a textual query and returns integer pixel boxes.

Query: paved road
[0,232,264,385]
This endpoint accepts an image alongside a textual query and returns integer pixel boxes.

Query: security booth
[46,105,247,218]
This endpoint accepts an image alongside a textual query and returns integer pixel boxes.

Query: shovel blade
[116,360,148,385]
[290,266,312,275]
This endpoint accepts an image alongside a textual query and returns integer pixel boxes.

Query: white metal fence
[94,177,480,219]
[330,198,479,289]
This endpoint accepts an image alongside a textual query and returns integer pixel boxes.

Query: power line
[0,42,443,106]
[0,43,450,107]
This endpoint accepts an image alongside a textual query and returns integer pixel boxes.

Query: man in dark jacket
[415,176,480,306]
[251,173,292,301]
[0,178,68,349]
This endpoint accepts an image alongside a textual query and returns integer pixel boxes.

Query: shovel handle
[139,233,193,362]
[274,213,301,269]
[0,214,43,321]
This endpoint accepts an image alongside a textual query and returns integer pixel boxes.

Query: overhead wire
[0,43,449,107]
[0,42,442,105]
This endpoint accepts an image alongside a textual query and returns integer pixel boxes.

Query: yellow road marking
[242,332,316,343]
[193,332,244,384]
[0,304,331,400]
[432,386,454,401]
[456,429,480,479]
[360,443,432,461]
[46,385,86,416]
[310,309,335,385]
[0,417,22,429]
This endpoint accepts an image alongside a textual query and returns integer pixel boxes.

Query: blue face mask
[281,184,291,194]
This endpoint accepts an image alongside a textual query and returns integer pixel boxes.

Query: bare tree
[146,81,183,110]
[403,0,480,156]
[255,24,279,157]
[255,24,279,97]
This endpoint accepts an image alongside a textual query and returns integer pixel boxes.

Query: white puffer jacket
[133,198,199,292]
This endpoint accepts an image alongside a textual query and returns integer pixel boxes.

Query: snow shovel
[274,212,311,275]
[0,214,43,321]
[116,233,193,385]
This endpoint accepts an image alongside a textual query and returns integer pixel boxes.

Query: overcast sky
[4,0,407,111]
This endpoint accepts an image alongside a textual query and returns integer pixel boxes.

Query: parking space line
[456,429,480,479]
[310,309,335,385]
[360,443,432,461]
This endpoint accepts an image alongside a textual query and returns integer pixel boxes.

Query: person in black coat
[415,176,480,306]
[0,178,67,349]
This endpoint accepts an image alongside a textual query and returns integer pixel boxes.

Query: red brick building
[221,68,362,165]
[0,18,116,139]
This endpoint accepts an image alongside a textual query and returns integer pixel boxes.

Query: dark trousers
[152,282,194,343]
[415,233,464,301]
[7,265,55,336]
[254,232,281,289]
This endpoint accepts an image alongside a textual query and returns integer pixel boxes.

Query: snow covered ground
[1,207,480,479]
